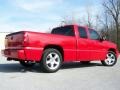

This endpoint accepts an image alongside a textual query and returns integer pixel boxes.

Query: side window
[89,29,100,40]
[65,28,74,36]
[78,27,88,38]
[51,26,75,36]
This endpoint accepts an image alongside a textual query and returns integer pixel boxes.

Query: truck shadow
[0,62,103,73]
[61,62,103,69]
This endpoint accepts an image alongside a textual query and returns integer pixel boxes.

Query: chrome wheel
[101,51,117,66]
[46,52,60,70]
[41,48,62,73]
[104,53,116,65]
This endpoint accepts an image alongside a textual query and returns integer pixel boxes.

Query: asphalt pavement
[0,55,120,90]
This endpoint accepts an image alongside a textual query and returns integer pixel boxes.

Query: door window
[89,29,100,40]
[78,27,88,38]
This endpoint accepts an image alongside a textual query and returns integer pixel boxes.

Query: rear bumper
[1,49,25,60]
[1,47,43,61]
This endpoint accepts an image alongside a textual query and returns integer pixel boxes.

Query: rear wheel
[101,51,117,66]
[20,61,35,67]
[41,48,62,73]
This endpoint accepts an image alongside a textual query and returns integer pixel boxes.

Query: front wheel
[41,49,62,73]
[101,51,117,66]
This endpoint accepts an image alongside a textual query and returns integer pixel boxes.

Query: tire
[101,51,117,66]
[80,61,90,64]
[41,48,62,73]
[20,61,35,67]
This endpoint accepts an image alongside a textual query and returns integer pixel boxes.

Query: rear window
[51,26,74,36]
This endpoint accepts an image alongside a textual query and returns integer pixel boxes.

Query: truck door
[88,29,106,60]
[76,26,91,61]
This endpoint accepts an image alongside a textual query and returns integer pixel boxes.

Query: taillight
[23,33,29,47]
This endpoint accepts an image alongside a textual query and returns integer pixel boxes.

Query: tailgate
[5,31,25,49]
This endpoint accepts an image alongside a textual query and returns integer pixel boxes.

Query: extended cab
[2,25,119,72]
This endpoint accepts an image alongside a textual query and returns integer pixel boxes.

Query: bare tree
[103,0,120,49]
[97,11,111,40]
[60,11,77,26]
[60,6,95,28]
[85,7,93,28]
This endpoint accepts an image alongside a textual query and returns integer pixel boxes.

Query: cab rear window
[51,26,74,36]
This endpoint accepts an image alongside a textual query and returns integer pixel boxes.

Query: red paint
[2,25,119,62]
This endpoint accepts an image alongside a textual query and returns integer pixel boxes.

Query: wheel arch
[43,44,64,61]
[108,48,116,54]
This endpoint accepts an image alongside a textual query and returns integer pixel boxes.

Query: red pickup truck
[2,24,119,73]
